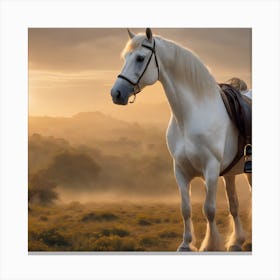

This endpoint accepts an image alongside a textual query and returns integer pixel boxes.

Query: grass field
[28,200,251,252]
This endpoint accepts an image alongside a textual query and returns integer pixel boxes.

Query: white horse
[110,28,251,252]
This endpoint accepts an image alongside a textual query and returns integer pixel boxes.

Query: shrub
[159,230,180,239]
[45,152,100,188]
[100,228,130,237]
[140,236,158,247]
[81,212,118,222]
[137,215,162,226]
[39,229,70,247]
[138,218,151,226]
[28,171,58,205]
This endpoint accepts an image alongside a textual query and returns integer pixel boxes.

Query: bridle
[117,39,159,103]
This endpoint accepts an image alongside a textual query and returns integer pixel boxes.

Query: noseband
[117,39,159,103]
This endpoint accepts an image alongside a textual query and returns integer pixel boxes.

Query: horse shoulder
[166,117,203,174]
[166,115,229,174]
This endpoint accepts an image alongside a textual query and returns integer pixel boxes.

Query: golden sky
[28,28,251,117]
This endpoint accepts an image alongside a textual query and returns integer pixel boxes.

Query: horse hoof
[178,246,191,252]
[228,245,242,251]
[177,244,197,252]
[242,242,252,251]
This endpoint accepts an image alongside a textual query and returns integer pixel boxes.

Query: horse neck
[155,38,221,127]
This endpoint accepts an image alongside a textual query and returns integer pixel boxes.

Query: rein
[117,39,159,103]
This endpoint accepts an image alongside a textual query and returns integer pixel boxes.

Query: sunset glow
[29,28,251,118]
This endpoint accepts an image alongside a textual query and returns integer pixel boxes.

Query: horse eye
[136,55,145,63]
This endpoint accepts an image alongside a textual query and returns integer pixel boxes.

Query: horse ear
[146,28,153,42]
[127,29,135,39]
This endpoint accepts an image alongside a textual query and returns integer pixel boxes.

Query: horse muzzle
[110,79,134,105]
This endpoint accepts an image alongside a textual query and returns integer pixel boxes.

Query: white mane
[122,34,218,97]
[156,36,218,97]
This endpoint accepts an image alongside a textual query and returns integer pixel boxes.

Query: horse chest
[166,120,208,173]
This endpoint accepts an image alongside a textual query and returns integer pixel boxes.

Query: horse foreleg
[200,161,222,251]
[223,175,246,251]
[174,163,196,252]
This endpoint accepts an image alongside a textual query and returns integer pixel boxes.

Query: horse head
[110,28,159,105]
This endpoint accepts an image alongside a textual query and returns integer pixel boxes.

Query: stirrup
[244,144,252,173]
[244,160,252,173]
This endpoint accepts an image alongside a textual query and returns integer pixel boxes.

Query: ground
[28,201,251,252]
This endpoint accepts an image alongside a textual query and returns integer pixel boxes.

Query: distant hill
[29,111,168,156]
[103,102,171,126]
[28,111,250,203]
[29,111,128,140]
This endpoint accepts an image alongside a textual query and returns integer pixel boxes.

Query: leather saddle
[219,83,252,175]
[219,83,252,143]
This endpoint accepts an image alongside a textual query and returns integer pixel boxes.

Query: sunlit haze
[28,29,252,252]
[29,28,251,119]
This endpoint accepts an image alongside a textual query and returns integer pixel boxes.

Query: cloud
[29,70,118,89]
[28,28,252,116]
[29,28,128,71]
[29,28,251,76]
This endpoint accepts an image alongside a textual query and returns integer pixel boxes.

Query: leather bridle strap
[117,39,159,95]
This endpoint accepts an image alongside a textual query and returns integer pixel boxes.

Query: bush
[28,170,58,205]
[138,218,151,226]
[45,152,100,188]
[39,229,70,247]
[140,236,158,247]
[81,212,118,222]
[137,215,162,226]
[159,230,180,239]
[99,228,130,237]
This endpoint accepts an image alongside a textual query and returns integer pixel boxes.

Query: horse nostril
[116,90,121,99]
[111,88,122,100]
